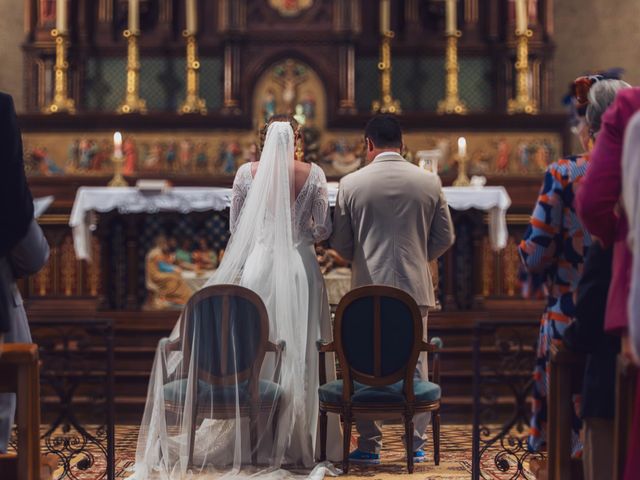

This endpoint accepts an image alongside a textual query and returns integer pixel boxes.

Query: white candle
[445,0,457,36]
[379,0,390,34]
[186,0,198,35]
[114,132,123,158]
[515,0,527,33]
[56,0,67,33]
[128,0,140,33]
[457,137,467,157]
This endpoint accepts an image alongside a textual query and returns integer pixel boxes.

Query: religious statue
[165,141,177,171]
[517,141,530,173]
[274,60,308,114]
[179,139,193,170]
[32,147,64,176]
[293,104,306,126]
[220,142,241,175]
[67,140,79,171]
[533,142,549,172]
[123,137,138,175]
[191,142,206,171]
[93,139,112,171]
[263,89,277,123]
[145,235,193,309]
[301,90,316,121]
[496,138,511,173]
[192,237,218,270]
[143,142,163,172]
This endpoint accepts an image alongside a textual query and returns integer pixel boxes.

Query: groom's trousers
[355,312,431,454]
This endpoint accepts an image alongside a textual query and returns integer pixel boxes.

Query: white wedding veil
[133,122,331,478]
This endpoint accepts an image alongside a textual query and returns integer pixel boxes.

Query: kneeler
[0,343,40,480]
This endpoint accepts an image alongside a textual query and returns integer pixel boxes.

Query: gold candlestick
[437,31,467,115]
[118,30,147,114]
[453,153,470,186]
[43,29,76,114]
[108,155,129,187]
[372,31,401,114]
[179,32,207,115]
[508,29,537,115]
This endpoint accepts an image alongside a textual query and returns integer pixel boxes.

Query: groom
[331,114,455,464]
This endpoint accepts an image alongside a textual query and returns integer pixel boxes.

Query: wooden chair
[161,285,285,467]
[0,343,40,480]
[317,285,442,474]
[613,354,638,480]
[547,343,585,480]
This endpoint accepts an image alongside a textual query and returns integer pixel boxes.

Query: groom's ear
[366,138,374,152]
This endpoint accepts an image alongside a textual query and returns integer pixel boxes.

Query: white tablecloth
[70,184,511,261]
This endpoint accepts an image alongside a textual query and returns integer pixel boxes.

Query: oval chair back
[179,284,270,388]
[334,285,423,402]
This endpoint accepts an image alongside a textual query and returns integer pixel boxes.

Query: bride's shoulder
[307,162,327,182]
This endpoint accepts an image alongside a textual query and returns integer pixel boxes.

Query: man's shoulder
[0,92,13,109]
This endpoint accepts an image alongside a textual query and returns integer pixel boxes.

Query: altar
[65,184,511,311]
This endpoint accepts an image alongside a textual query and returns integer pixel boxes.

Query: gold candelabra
[437,31,467,115]
[179,32,207,115]
[118,30,147,114]
[453,153,470,187]
[372,31,401,114]
[108,154,129,187]
[43,29,76,114]
[507,29,537,115]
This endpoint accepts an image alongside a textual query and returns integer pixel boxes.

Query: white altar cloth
[70,184,511,261]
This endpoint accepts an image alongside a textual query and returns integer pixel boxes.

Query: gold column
[43,29,76,114]
[118,30,147,114]
[507,29,537,114]
[372,31,401,114]
[179,32,207,114]
[437,31,467,115]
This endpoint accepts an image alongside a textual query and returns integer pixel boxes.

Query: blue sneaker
[413,450,426,463]
[348,449,381,465]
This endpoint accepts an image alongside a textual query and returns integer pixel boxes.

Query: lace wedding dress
[132,123,340,479]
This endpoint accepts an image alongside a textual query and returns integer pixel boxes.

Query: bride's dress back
[134,122,325,478]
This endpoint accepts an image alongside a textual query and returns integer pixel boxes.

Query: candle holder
[118,30,147,114]
[437,31,467,115]
[179,31,207,115]
[453,153,470,187]
[43,29,76,114]
[372,31,401,114]
[108,154,129,187]
[507,29,538,115]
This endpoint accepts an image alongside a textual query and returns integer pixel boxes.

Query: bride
[132,118,340,478]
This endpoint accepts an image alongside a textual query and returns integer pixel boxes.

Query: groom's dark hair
[364,114,403,149]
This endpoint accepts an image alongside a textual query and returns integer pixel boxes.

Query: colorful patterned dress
[519,155,592,453]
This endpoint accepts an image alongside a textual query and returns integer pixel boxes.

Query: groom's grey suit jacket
[331,152,455,309]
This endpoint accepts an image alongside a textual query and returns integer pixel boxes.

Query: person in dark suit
[0,92,50,453]
[563,242,619,480]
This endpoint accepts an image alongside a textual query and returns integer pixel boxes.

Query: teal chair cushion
[318,379,441,404]
[164,378,281,405]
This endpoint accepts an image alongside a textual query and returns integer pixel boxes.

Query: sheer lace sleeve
[230,164,252,235]
[310,165,332,242]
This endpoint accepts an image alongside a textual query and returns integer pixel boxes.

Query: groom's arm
[330,184,354,261]
[427,189,455,261]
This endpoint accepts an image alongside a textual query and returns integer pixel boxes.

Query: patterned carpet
[32,424,533,479]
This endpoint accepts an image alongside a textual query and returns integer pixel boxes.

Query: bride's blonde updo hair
[259,114,300,153]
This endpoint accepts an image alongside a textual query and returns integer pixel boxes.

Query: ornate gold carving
[117,30,147,114]
[437,32,467,115]
[372,31,401,114]
[43,29,76,114]
[179,32,207,115]
[508,29,538,115]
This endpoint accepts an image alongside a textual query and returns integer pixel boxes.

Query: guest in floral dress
[519,74,630,454]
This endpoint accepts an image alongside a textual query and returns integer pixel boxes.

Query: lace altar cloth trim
[70,185,511,261]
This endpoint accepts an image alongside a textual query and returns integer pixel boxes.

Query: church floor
[42,424,532,479]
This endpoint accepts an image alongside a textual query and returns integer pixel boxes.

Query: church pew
[0,343,40,480]
[548,343,585,480]
[614,354,638,480]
